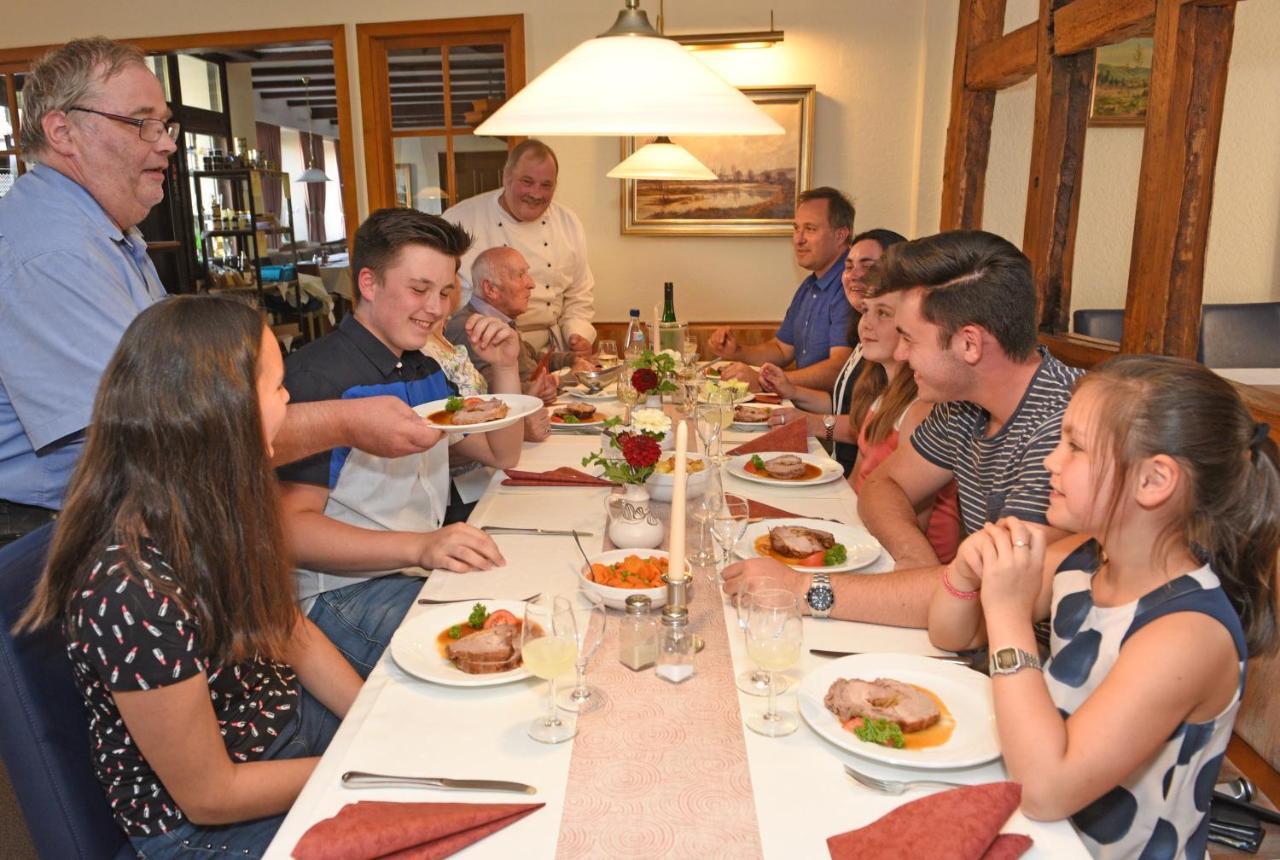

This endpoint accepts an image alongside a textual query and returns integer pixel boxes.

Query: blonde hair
[20,37,147,162]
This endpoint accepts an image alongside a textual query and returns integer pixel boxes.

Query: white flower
[631,408,672,436]
[660,348,683,366]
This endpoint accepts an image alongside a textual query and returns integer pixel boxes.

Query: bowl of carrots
[580,549,691,610]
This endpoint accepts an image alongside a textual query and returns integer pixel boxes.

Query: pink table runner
[556,489,763,857]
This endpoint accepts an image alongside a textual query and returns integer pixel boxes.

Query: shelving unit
[190,168,306,334]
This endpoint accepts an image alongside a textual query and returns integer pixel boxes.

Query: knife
[341,770,536,794]
[808,648,981,671]
[480,526,592,537]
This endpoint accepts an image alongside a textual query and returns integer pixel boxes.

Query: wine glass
[694,404,723,462]
[744,589,803,737]
[688,466,723,568]
[616,371,640,424]
[681,337,699,367]
[708,493,750,589]
[558,589,607,714]
[522,595,579,744]
[734,577,792,696]
[596,340,620,367]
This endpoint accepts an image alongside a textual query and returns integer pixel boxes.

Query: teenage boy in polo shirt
[277,208,525,676]
[721,230,1082,628]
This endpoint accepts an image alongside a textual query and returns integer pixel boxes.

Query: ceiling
[195,41,507,132]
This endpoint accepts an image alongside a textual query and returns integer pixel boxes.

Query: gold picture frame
[1089,38,1153,127]
[394,163,416,208]
[620,85,816,236]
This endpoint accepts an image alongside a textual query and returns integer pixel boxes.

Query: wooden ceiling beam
[966,22,1037,90]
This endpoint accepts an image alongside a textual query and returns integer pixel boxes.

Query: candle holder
[663,572,691,611]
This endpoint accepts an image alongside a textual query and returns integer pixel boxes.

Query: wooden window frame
[356,15,525,212]
[943,0,1278,437]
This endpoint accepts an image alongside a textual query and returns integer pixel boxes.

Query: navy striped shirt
[910,347,1082,535]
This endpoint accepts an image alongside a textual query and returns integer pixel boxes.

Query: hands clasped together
[948,517,1047,620]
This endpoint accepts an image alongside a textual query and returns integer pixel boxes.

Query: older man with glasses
[0,38,445,547]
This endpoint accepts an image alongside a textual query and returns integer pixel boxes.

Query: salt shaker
[656,606,695,683]
[619,594,658,671]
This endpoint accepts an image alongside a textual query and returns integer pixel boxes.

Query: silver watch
[805,572,834,618]
[988,646,1042,676]
[822,414,836,444]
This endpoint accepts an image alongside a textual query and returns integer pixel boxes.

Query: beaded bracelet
[942,565,979,601]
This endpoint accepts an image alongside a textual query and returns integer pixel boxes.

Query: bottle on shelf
[210,195,222,229]
[624,308,648,361]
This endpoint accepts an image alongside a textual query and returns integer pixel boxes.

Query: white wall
[5,0,1277,319]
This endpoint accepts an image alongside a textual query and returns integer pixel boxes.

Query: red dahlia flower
[631,368,659,395]
[620,433,662,469]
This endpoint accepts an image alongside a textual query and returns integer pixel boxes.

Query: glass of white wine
[734,577,791,697]
[557,588,607,714]
[616,372,640,424]
[522,595,579,744]
[694,404,723,462]
[744,589,803,737]
[596,340,620,367]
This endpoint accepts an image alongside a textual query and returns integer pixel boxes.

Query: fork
[843,763,965,794]
[417,592,541,605]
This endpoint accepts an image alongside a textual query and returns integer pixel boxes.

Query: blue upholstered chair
[1197,302,1280,368]
[1071,308,1125,342]
[0,524,133,859]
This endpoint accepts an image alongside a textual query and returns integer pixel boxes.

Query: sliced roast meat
[734,405,772,423]
[769,526,836,558]
[446,623,521,674]
[824,677,941,733]
[555,402,597,420]
[762,454,806,479]
[451,398,510,425]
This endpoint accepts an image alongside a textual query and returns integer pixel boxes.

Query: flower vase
[605,484,665,549]
[644,393,663,408]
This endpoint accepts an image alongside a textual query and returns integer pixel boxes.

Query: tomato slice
[797,549,826,567]
[483,609,519,629]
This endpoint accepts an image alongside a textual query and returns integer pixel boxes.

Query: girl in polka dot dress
[19,297,365,858]
[929,355,1279,858]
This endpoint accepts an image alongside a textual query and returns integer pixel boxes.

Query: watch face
[994,649,1019,670]
[807,586,834,612]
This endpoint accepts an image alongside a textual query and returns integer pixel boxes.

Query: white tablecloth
[264,429,1088,859]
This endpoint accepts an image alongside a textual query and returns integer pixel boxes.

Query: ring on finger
[1013,539,1028,548]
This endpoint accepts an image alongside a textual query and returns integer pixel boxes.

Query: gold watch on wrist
[823,414,836,445]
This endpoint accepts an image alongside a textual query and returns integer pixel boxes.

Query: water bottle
[624,308,647,360]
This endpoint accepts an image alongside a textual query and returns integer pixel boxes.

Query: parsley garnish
[445,395,464,412]
[824,544,848,566]
[854,717,905,748]
[750,454,766,470]
[468,603,489,629]
[448,624,463,639]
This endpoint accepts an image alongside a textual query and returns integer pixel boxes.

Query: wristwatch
[805,572,834,618]
[988,646,1042,676]
[823,414,836,444]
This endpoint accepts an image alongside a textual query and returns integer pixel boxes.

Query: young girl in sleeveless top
[19,296,362,858]
[847,287,961,563]
[929,355,1279,858]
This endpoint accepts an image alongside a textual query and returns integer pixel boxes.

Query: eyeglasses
[67,106,180,143]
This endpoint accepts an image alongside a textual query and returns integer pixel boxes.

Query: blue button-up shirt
[0,165,168,507]
[775,248,852,368]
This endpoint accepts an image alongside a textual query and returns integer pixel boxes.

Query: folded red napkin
[294,800,543,860]
[501,467,612,488]
[827,782,1030,860]
[746,498,804,520]
[726,418,809,456]
[752,392,783,405]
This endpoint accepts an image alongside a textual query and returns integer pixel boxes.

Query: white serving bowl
[579,549,691,610]
[645,453,710,502]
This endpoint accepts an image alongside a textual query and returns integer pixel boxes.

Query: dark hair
[1078,355,1279,655]
[874,229,1038,360]
[17,296,299,663]
[798,187,855,236]
[844,228,908,346]
[352,207,473,282]
[503,139,559,176]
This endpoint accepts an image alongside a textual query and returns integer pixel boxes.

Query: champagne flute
[616,371,639,425]
[734,577,792,696]
[681,337,699,368]
[744,589,803,737]
[689,466,723,567]
[558,589,607,714]
[694,404,723,463]
[709,493,750,589]
[522,596,579,744]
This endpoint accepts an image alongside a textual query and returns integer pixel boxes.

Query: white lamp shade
[296,167,332,183]
[416,185,450,199]
[475,35,784,136]
[607,140,716,180]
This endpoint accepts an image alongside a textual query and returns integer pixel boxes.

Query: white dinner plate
[798,653,1000,769]
[390,601,533,687]
[549,405,611,430]
[566,384,618,403]
[734,518,882,573]
[414,393,543,434]
[725,452,844,487]
[730,404,778,430]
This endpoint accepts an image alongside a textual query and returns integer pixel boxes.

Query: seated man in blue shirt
[709,187,855,392]
[277,208,525,676]
[0,38,442,546]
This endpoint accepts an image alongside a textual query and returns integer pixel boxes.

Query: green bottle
[661,282,677,323]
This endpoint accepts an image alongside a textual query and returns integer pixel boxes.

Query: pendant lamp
[606,136,716,180]
[474,0,783,137]
[296,76,332,183]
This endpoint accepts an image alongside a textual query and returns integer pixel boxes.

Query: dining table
[263,398,1089,859]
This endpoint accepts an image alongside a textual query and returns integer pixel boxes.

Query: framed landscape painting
[1089,38,1152,126]
[620,85,816,236]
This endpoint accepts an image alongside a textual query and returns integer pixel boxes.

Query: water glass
[695,404,723,462]
[744,589,803,737]
[708,493,750,589]
[558,589,607,713]
[689,468,723,567]
[522,596,578,744]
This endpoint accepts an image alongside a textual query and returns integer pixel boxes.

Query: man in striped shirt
[851,230,1083,625]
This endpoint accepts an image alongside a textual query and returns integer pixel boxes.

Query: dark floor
[0,757,37,859]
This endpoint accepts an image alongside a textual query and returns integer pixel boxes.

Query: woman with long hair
[18,296,361,857]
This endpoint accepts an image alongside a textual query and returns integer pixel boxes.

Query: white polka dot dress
[1044,541,1246,859]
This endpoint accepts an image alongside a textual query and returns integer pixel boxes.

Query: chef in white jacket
[443,139,597,358]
